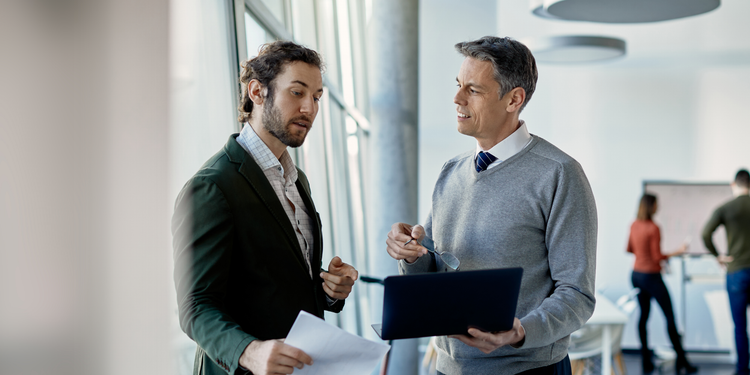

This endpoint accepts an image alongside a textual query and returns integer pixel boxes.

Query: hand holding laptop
[448,317,526,353]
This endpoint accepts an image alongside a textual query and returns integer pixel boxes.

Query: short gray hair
[455,36,538,112]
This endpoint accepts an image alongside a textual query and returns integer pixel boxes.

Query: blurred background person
[627,193,697,374]
[703,169,750,375]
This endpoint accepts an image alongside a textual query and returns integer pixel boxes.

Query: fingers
[320,271,356,288]
[390,222,414,243]
[447,333,497,354]
[321,271,355,299]
[392,222,411,235]
[345,265,359,281]
[386,233,427,262]
[447,325,520,354]
[411,224,426,241]
[322,280,352,299]
[241,339,313,375]
[327,259,359,280]
[278,343,313,367]
[329,256,343,268]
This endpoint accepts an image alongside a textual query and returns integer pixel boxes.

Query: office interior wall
[418,0,497,225]
[0,1,172,375]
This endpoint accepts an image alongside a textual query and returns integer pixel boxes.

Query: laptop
[372,267,523,340]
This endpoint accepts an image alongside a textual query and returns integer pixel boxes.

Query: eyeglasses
[404,238,460,271]
[429,248,460,271]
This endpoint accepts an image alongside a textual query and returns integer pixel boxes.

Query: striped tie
[475,151,497,172]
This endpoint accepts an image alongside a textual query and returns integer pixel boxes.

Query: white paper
[285,310,390,375]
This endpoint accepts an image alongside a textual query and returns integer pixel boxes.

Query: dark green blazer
[172,134,344,375]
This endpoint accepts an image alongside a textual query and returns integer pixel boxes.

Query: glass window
[259,0,286,26]
[245,12,271,57]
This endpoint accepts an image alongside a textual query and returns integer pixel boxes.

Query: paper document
[285,310,390,375]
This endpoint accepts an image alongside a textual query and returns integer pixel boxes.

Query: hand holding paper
[285,311,390,375]
[239,339,313,375]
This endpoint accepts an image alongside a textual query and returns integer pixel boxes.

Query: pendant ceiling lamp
[531,0,720,23]
[523,36,626,63]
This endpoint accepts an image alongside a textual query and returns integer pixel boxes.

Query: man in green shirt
[703,169,750,375]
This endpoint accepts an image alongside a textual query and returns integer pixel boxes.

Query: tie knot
[476,151,497,172]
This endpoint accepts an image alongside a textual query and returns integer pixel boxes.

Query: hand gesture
[386,223,428,263]
[448,318,525,354]
[718,254,734,269]
[670,243,688,257]
[321,256,358,299]
[239,339,313,375]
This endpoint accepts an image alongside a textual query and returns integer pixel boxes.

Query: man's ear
[247,79,266,106]
[506,87,526,113]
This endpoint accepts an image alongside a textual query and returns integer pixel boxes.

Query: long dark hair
[637,193,657,221]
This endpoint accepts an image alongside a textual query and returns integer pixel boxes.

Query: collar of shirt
[236,123,298,184]
[475,120,532,164]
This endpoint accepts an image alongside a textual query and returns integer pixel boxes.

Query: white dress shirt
[475,120,532,170]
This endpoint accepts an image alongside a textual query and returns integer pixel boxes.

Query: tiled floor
[416,348,737,375]
[611,351,735,375]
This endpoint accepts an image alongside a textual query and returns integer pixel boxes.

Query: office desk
[585,293,629,375]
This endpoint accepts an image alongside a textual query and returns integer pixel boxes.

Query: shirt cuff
[325,294,339,306]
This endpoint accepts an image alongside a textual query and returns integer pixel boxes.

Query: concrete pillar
[367,0,420,374]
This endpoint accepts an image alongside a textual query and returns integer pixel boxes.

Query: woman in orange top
[627,193,696,374]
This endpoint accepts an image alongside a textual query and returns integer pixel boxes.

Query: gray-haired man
[386,36,597,375]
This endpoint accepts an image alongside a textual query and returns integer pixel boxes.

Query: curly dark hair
[455,36,538,113]
[238,40,323,123]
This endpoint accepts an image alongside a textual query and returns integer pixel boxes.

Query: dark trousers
[631,271,686,363]
[436,355,571,375]
[727,268,750,375]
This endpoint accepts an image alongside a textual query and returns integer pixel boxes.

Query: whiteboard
[644,182,732,255]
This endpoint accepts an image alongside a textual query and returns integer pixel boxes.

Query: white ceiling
[498,0,750,67]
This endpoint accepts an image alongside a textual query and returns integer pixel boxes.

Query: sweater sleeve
[518,160,597,349]
[702,207,723,257]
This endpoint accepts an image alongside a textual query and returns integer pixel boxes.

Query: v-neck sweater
[401,135,598,375]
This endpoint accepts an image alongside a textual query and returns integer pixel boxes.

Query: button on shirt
[237,124,315,278]
[475,120,532,169]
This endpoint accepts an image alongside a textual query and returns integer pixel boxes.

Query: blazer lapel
[224,135,308,269]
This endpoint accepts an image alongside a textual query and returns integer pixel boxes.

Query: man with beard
[172,41,359,375]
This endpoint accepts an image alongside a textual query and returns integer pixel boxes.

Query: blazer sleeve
[172,176,255,374]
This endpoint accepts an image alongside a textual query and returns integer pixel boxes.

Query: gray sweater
[400,135,597,374]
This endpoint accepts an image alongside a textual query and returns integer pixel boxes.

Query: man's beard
[262,95,310,148]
